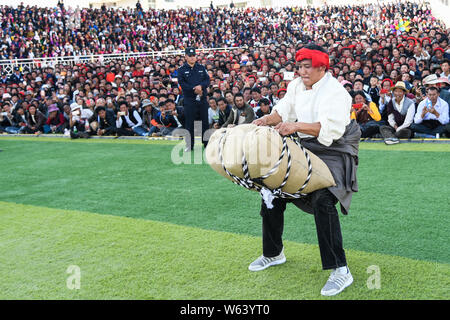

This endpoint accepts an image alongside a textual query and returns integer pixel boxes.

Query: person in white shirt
[115,101,146,136]
[379,81,415,144]
[441,60,450,82]
[411,86,449,137]
[249,44,360,297]
[207,97,220,128]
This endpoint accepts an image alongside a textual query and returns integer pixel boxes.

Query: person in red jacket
[43,104,66,133]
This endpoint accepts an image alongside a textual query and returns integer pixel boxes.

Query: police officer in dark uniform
[9,67,24,84]
[177,47,210,151]
[0,72,9,85]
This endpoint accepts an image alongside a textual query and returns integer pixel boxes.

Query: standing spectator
[379,82,415,144]
[177,47,210,151]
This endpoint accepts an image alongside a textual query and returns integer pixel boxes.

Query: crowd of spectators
[0,1,449,141]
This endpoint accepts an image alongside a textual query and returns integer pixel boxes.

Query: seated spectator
[69,103,91,139]
[441,60,450,82]
[208,97,220,128]
[0,1,448,146]
[222,93,255,128]
[366,76,380,106]
[43,104,65,134]
[379,81,416,144]
[255,98,272,119]
[249,87,262,109]
[352,79,372,102]
[152,99,180,136]
[9,67,24,85]
[62,104,72,123]
[213,97,232,129]
[350,91,382,138]
[423,74,450,109]
[0,72,8,85]
[12,106,28,134]
[141,99,160,136]
[25,105,46,134]
[0,103,19,134]
[115,101,146,136]
[92,106,117,136]
[275,88,287,104]
[411,87,449,138]
[164,99,185,128]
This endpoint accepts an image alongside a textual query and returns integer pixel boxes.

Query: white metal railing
[0,47,245,75]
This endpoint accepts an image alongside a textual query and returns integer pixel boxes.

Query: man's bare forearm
[264,111,282,126]
[295,122,321,137]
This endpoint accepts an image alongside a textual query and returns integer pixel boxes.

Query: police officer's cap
[185,47,196,57]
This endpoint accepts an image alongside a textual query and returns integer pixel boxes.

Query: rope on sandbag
[217,128,313,208]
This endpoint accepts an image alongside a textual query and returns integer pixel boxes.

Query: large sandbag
[242,126,335,194]
[205,124,335,195]
[205,124,257,183]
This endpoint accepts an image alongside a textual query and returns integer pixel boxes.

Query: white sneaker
[321,266,353,296]
[248,249,286,272]
[384,137,399,145]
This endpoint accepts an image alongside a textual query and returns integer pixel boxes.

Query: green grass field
[0,137,449,299]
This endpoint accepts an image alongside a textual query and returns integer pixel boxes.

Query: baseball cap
[185,47,196,56]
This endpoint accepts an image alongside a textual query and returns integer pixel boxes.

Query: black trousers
[260,188,347,270]
[116,127,134,136]
[184,99,209,150]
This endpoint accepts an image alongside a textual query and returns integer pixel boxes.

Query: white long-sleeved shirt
[208,107,220,125]
[414,97,449,125]
[116,110,143,129]
[272,72,351,147]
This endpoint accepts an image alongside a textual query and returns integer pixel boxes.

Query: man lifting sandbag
[207,44,360,297]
